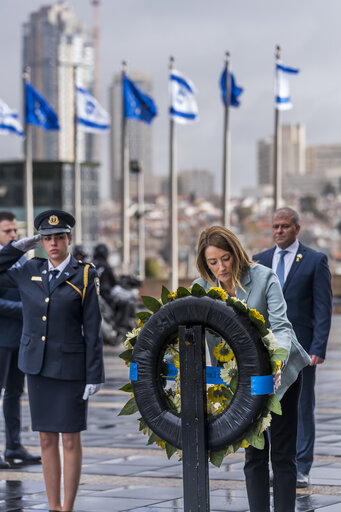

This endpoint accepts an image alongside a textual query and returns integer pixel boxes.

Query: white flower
[262,331,277,351]
[124,327,141,349]
[220,359,237,385]
[260,412,272,432]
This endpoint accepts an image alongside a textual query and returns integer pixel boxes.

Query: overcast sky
[1,0,341,198]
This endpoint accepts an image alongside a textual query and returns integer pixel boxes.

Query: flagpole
[169,56,178,291]
[137,163,145,280]
[73,65,82,244]
[273,44,281,211]
[23,67,34,238]
[121,61,130,275]
[222,51,231,227]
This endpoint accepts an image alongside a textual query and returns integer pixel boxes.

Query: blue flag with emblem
[123,75,157,124]
[219,69,243,107]
[77,86,111,133]
[0,98,24,137]
[25,83,60,130]
[275,60,300,111]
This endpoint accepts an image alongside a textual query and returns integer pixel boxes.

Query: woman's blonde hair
[196,225,252,289]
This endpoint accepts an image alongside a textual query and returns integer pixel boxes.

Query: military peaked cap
[34,210,75,235]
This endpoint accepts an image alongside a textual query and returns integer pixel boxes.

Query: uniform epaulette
[77,260,96,269]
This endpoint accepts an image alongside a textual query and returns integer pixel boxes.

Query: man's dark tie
[49,269,59,291]
[276,250,288,288]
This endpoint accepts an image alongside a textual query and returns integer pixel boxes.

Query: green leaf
[229,375,238,393]
[210,448,226,467]
[266,394,282,415]
[147,432,163,445]
[141,295,161,313]
[127,335,137,347]
[207,288,223,300]
[191,283,207,297]
[119,383,133,393]
[270,348,288,362]
[165,443,177,459]
[136,311,152,324]
[161,285,171,305]
[118,397,138,416]
[118,349,133,363]
[233,440,242,452]
[176,286,191,298]
[138,417,148,431]
[247,431,265,450]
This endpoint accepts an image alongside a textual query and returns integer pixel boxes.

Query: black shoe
[0,455,10,469]
[4,446,41,464]
[297,471,310,488]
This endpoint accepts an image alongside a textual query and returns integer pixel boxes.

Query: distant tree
[145,258,164,279]
[234,205,252,224]
[322,182,337,196]
[299,195,325,220]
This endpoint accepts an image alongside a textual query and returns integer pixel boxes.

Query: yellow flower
[138,318,144,328]
[207,384,228,406]
[173,354,180,369]
[130,392,134,398]
[213,342,234,362]
[296,253,303,262]
[208,286,227,301]
[241,439,251,448]
[168,291,178,299]
[275,361,282,372]
[156,440,166,449]
[124,360,130,368]
[249,308,265,323]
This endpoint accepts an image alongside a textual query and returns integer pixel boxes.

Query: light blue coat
[193,263,310,400]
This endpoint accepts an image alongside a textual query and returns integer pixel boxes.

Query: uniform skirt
[27,374,88,433]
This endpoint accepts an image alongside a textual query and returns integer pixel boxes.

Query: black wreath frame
[132,295,272,451]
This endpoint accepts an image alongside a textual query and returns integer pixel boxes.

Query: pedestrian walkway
[1,316,341,511]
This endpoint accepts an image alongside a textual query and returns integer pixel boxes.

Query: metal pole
[121,61,130,274]
[169,55,178,291]
[179,325,210,511]
[23,67,34,238]
[73,65,82,244]
[222,52,231,227]
[273,45,281,211]
[137,165,145,280]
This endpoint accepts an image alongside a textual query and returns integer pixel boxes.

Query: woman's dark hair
[93,243,109,260]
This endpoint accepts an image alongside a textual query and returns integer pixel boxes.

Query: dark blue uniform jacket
[0,243,104,384]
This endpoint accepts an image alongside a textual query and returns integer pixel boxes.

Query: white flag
[275,61,299,111]
[77,87,111,133]
[169,69,198,124]
[0,98,24,137]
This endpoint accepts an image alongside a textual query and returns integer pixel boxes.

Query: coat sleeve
[82,268,105,384]
[310,254,332,358]
[0,243,24,288]
[264,272,293,354]
[0,297,23,319]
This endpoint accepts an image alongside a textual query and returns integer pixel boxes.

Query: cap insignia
[48,215,59,226]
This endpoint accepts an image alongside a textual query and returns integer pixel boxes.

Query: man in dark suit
[254,207,332,488]
[0,211,40,467]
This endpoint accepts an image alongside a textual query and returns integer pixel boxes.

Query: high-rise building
[306,144,341,176]
[178,169,214,200]
[257,124,306,186]
[109,71,154,199]
[23,3,95,162]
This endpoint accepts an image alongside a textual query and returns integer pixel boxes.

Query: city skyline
[1,0,341,198]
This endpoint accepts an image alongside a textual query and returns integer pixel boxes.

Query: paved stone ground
[1,316,341,511]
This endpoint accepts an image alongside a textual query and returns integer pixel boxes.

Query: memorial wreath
[119,283,288,467]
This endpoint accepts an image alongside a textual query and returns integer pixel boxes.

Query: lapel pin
[42,270,47,275]
[296,253,303,262]
[64,272,70,276]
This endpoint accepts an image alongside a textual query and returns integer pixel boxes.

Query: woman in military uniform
[0,210,104,512]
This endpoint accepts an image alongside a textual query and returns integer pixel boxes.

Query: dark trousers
[0,347,25,449]
[297,364,316,474]
[244,372,302,512]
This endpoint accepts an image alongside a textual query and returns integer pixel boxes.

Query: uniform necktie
[49,269,59,291]
[276,250,288,288]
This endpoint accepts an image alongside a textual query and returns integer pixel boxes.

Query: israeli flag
[169,69,198,124]
[123,75,157,124]
[275,61,299,111]
[0,99,24,137]
[77,87,111,133]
